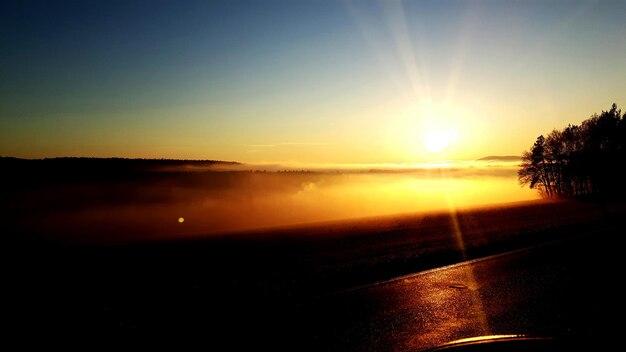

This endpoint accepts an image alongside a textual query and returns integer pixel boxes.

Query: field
[4,158,625,348]
[9,199,625,348]
[2,157,537,244]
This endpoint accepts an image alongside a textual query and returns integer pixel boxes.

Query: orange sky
[1,1,625,163]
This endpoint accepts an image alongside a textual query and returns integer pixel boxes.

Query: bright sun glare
[423,129,453,153]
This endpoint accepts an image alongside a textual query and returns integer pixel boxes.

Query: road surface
[304,231,621,351]
[11,228,621,350]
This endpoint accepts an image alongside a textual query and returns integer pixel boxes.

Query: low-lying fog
[7,161,538,243]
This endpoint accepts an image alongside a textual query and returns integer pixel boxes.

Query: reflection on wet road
[310,231,620,351]
[11,222,623,350]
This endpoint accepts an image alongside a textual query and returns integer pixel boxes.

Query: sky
[1,0,625,164]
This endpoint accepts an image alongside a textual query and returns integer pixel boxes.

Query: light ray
[380,0,429,100]
[441,166,491,336]
[343,0,413,101]
[444,2,480,106]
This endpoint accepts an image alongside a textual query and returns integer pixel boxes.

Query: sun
[423,129,452,153]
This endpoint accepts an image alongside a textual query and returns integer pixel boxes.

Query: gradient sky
[1,0,625,163]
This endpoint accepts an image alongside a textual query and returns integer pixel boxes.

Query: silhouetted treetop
[518,103,625,198]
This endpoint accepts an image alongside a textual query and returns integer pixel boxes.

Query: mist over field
[3,159,537,243]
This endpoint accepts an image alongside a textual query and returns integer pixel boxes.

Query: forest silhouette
[518,103,626,198]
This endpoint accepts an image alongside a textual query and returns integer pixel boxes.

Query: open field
[5,159,625,348]
[8,198,626,349]
[2,157,536,244]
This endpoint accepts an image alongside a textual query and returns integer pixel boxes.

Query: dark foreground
[310,231,622,351]
[7,201,625,350]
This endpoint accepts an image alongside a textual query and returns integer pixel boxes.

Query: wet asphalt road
[11,227,622,350]
[308,230,621,351]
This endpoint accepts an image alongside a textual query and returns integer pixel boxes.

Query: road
[10,227,622,350]
[304,231,621,351]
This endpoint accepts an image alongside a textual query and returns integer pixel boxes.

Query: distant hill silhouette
[0,157,239,168]
[0,157,241,185]
[0,156,239,167]
[477,155,521,162]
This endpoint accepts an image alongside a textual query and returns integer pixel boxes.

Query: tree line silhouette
[518,103,626,198]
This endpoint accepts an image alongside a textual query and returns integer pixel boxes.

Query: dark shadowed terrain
[1,157,535,243]
[4,158,625,350]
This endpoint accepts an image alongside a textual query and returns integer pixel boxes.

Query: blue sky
[1,0,625,162]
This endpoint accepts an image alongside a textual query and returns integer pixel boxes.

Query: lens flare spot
[178,217,185,223]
